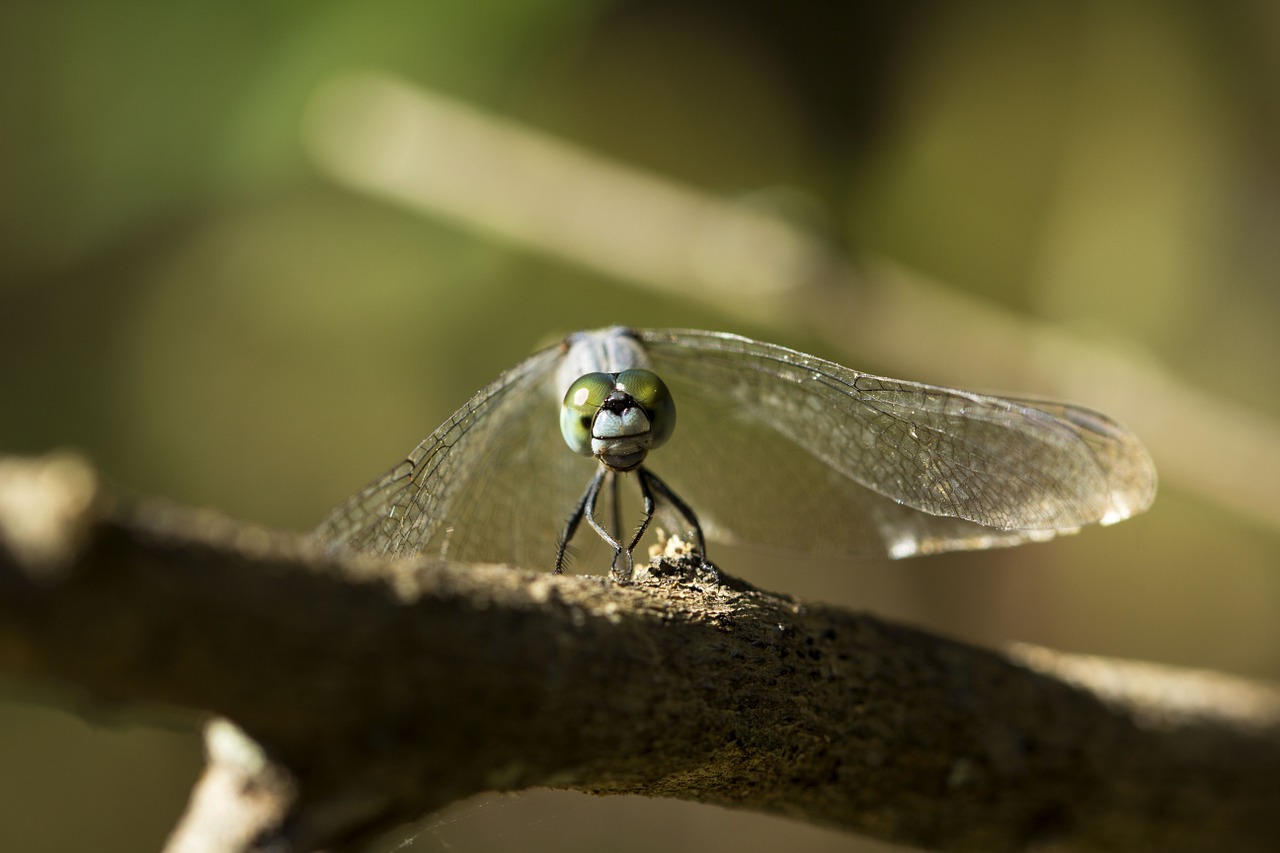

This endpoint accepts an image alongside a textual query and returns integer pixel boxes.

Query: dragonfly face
[559,369,676,472]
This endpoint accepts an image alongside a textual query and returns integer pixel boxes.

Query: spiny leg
[556,468,607,574]
[641,467,707,559]
[583,469,627,574]
[609,468,622,544]
[616,470,660,582]
[558,467,706,580]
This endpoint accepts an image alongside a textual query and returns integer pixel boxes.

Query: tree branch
[1,452,1278,852]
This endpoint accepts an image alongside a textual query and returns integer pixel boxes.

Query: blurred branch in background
[3,452,1280,853]
[302,72,1280,540]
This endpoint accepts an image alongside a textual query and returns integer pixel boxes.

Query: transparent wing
[313,326,1156,569]
[638,329,1156,558]
[311,342,598,567]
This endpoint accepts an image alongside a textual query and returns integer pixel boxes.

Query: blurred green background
[2,2,1279,851]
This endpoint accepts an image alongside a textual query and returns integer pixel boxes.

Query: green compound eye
[615,369,675,450]
[560,372,615,456]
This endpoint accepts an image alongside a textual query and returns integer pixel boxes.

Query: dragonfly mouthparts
[593,397,653,471]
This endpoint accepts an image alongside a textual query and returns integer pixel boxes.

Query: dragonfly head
[560,369,676,472]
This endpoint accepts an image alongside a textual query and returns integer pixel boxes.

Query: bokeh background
[3,2,1279,851]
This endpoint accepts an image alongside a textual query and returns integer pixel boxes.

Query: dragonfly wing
[311,342,596,568]
[638,328,1155,558]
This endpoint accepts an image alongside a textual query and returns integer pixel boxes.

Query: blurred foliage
[1,2,1278,851]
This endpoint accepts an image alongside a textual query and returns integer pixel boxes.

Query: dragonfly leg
[583,470,627,575]
[557,468,608,573]
[615,471,659,582]
[609,470,622,544]
[641,467,707,559]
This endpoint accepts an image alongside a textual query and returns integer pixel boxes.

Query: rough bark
[1,452,1277,852]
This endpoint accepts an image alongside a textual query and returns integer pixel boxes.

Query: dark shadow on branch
[1,452,1278,853]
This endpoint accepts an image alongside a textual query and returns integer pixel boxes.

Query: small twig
[1,452,1278,852]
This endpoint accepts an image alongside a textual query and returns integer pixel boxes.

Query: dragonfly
[312,327,1156,580]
